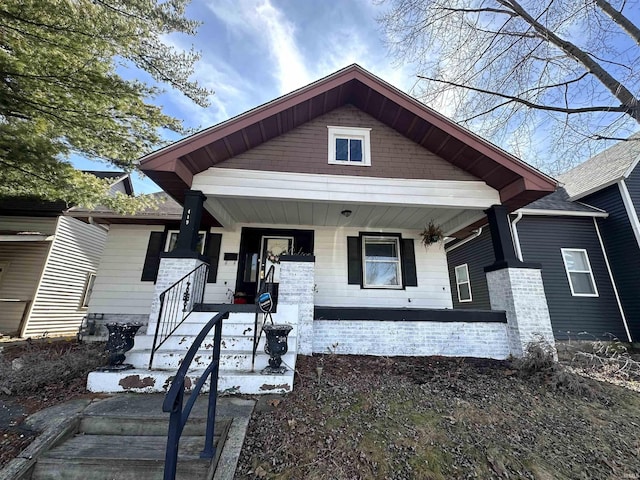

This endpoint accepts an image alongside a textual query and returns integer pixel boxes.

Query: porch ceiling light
[341,209,352,218]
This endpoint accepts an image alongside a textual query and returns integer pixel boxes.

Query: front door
[235,227,314,304]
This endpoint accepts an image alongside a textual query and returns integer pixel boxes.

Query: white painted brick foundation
[312,320,511,359]
[486,267,556,357]
[278,259,315,355]
[148,257,208,334]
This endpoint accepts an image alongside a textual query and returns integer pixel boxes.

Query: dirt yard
[0,339,106,468]
[235,353,640,480]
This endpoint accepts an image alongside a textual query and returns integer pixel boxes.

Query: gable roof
[66,192,184,225]
[559,132,640,200]
[140,64,556,211]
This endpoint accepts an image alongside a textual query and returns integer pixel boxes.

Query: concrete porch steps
[87,368,295,395]
[88,308,298,395]
[31,408,232,480]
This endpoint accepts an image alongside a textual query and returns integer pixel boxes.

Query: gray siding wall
[446,228,493,310]
[625,163,640,217]
[584,185,640,341]
[517,216,626,340]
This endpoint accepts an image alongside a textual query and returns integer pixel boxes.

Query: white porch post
[278,256,315,355]
[484,205,556,358]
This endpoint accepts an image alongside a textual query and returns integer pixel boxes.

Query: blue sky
[72,0,417,194]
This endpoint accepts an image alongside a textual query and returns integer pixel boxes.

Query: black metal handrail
[162,310,229,480]
[251,265,276,371]
[150,263,209,368]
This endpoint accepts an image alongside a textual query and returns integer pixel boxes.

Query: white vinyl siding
[454,264,472,302]
[23,217,107,337]
[89,225,164,315]
[90,223,453,314]
[0,217,56,335]
[561,248,598,297]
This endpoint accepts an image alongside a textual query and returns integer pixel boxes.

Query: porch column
[169,190,207,258]
[484,205,556,358]
[278,255,315,355]
[148,190,209,333]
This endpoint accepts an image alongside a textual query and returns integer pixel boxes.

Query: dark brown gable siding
[216,104,479,181]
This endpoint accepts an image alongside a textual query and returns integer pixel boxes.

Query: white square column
[278,256,315,355]
[486,267,556,358]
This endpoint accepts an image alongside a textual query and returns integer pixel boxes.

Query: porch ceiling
[211,197,473,232]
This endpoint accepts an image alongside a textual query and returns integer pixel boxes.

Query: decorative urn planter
[262,324,293,375]
[98,322,142,371]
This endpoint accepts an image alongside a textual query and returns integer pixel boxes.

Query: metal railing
[251,265,276,371]
[150,263,209,368]
[162,310,229,480]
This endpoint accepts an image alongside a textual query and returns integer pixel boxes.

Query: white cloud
[207,0,311,94]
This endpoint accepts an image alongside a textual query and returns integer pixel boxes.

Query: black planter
[98,323,142,371]
[262,324,293,375]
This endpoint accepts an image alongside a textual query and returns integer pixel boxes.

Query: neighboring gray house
[446,135,640,342]
[0,172,133,337]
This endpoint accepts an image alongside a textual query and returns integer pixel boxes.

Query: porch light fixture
[341,209,352,218]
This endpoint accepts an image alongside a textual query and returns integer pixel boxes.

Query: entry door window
[261,236,294,283]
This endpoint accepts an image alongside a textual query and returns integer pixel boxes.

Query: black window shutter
[141,231,165,282]
[402,238,418,287]
[204,233,222,283]
[347,236,362,285]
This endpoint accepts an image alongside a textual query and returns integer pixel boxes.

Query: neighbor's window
[165,230,206,255]
[81,273,96,308]
[455,264,472,302]
[561,248,598,296]
[362,236,402,288]
[327,126,371,166]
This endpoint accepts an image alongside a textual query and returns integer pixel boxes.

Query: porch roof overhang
[193,168,499,235]
[139,65,556,215]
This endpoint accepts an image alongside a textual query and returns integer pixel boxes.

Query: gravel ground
[235,354,640,480]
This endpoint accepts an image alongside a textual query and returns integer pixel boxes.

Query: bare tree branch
[417,74,634,114]
[594,0,640,45]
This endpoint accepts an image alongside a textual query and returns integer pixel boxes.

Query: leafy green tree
[0,0,211,211]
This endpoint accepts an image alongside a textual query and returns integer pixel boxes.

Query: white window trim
[81,273,96,309]
[165,230,207,255]
[561,248,599,297]
[327,126,372,166]
[454,264,472,303]
[361,235,403,289]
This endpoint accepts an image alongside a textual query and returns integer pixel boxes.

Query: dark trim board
[314,307,507,323]
[195,303,261,313]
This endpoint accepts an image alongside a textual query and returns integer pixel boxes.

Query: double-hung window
[328,126,371,166]
[362,236,402,288]
[561,248,598,296]
[454,264,472,302]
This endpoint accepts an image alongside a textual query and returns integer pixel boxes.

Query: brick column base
[148,257,208,334]
[278,257,315,355]
[486,267,556,358]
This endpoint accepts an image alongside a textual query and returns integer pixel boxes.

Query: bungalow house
[446,134,640,343]
[79,65,560,394]
[0,172,133,338]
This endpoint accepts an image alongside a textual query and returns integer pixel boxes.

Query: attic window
[328,126,371,166]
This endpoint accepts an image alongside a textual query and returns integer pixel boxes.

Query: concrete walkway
[0,394,255,480]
